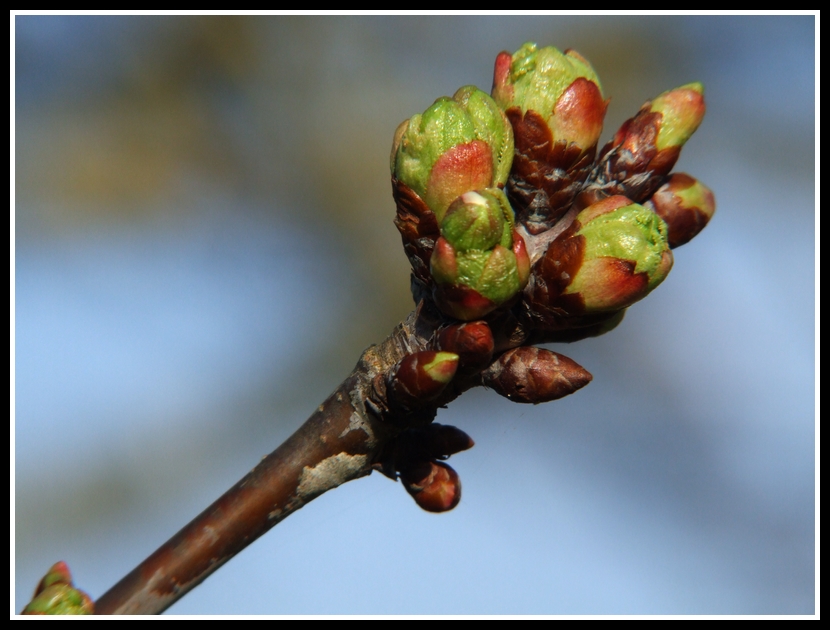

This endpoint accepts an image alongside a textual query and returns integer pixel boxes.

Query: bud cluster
[382,41,714,512]
[391,86,530,321]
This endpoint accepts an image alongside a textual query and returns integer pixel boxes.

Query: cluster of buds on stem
[383,41,714,512]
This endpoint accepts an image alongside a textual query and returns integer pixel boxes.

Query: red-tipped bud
[34,561,73,593]
[400,460,462,513]
[528,195,673,326]
[481,346,593,404]
[492,42,608,233]
[22,562,94,615]
[387,351,459,413]
[644,172,716,248]
[437,320,495,371]
[585,83,706,204]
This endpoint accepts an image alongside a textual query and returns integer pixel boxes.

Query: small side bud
[22,562,93,615]
[481,346,592,404]
[387,351,459,413]
[437,320,495,371]
[400,460,462,513]
[644,172,715,248]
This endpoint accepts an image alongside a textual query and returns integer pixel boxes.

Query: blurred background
[13,15,815,614]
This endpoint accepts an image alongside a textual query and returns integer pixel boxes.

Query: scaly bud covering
[644,172,715,248]
[492,42,608,233]
[584,83,705,205]
[392,85,513,223]
[431,188,530,320]
[437,320,495,371]
[386,351,459,413]
[481,346,592,404]
[399,460,462,513]
[398,423,476,462]
[529,195,673,326]
[22,561,94,615]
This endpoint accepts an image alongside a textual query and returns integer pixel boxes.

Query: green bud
[22,562,93,615]
[585,83,706,205]
[569,197,673,311]
[493,42,606,154]
[392,87,513,222]
[533,195,673,316]
[440,189,513,252]
[430,189,529,320]
[492,42,607,233]
[650,83,706,151]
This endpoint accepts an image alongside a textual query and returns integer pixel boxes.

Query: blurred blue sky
[13,15,815,615]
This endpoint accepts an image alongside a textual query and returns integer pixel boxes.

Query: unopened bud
[430,189,529,320]
[387,351,459,413]
[392,86,513,222]
[644,172,715,248]
[481,346,592,404]
[492,42,608,232]
[22,562,93,615]
[531,195,673,319]
[585,83,705,204]
[437,321,495,371]
[400,460,462,513]
[650,83,706,151]
[492,42,605,153]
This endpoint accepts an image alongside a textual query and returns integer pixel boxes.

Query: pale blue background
[14,16,815,614]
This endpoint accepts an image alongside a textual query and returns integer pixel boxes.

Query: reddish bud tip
[492,51,514,103]
[400,460,462,513]
[35,561,73,594]
[23,562,93,615]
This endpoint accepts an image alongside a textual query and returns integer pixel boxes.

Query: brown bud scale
[505,107,597,234]
[396,423,475,462]
[524,223,588,327]
[583,109,681,205]
[392,178,440,285]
